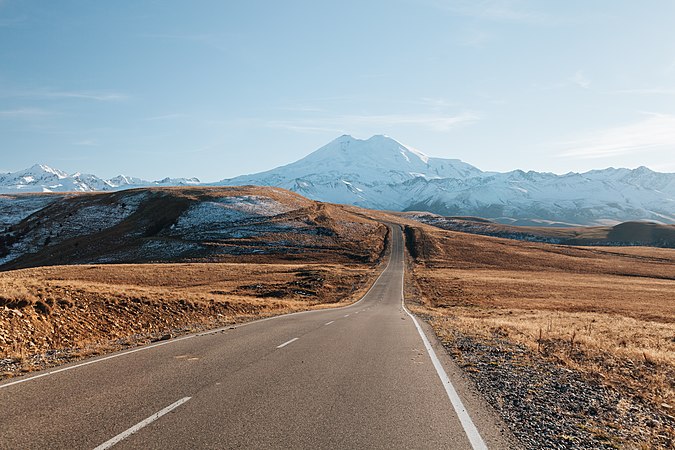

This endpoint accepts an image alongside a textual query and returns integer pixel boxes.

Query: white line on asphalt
[93,397,191,450]
[325,321,334,325]
[0,335,197,390]
[0,229,396,391]
[400,261,487,450]
[276,337,299,349]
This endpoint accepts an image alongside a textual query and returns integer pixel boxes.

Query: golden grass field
[0,261,379,375]
[2,187,674,445]
[403,223,675,446]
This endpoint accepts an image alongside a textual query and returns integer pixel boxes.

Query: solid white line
[325,321,334,325]
[276,337,299,349]
[93,397,191,450]
[399,237,487,450]
[0,335,196,390]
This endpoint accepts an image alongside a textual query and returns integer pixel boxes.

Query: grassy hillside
[403,223,675,448]
[0,186,388,270]
[404,212,675,248]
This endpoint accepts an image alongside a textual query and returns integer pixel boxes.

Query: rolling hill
[403,212,675,248]
[0,186,387,271]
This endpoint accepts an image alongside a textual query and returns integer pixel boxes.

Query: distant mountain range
[0,164,200,193]
[219,135,675,226]
[4,135,675,225]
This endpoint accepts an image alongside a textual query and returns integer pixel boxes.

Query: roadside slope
[402,222,675,448]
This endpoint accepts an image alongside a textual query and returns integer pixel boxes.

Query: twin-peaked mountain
[219,135,675,226]
[3,135,675,225]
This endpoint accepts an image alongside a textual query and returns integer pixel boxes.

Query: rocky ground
[433,325,675,449]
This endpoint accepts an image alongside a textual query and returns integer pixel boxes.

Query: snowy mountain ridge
[0,164,200,193]
[3,134,675,225]
[219,135,675,225]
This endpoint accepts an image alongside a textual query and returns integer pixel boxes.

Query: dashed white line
[325,321,334,326]
[93,397,191,450]
[0,230,395,392]
[276,337,299,349]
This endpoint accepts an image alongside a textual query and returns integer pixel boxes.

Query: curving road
[0,226,513,449]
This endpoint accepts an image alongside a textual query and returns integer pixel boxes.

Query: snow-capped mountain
[221,135,483,210]
[0,164,200,193]
[219,135,675,225]
[4,135,675,225]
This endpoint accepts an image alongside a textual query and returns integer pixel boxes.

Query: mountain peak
[19,164,68,180]
[26,164,67,178]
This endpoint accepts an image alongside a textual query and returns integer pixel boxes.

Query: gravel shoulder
[422,317,675,449]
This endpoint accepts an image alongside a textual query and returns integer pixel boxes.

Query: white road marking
[325,321,334,325]
[344,314,350,317]
[276,337,299,349]
[93,397,191,450]
[400,254,487,450]
[0,230,396,391]
[0,335,196,390]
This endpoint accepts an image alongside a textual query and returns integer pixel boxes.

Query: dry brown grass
[403,223,675,443]
[2,186,389,270]
[0,261,379,375]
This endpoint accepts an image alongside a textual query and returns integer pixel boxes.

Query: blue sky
[1,0,674,181]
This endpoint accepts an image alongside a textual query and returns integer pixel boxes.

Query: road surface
[0,226,513,449]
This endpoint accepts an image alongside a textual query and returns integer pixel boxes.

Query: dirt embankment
[0,261,380,377]
[403,223,675,449]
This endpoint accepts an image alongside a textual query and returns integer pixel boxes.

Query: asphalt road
[0,226,513,449]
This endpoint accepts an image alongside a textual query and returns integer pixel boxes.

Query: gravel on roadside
[434,327,675,449]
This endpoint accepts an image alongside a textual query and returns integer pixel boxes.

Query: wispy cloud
[73,139,99,146]
[457,27,493,47]
[1,88,129,102]
[557,113,675,159]
[571,70,591,89]
[45,91,128,101]
[534,70,592,91]
[140,32,234,52]
[416,97,458,110]
[267,111,480,134]
[428,0,549,24]
[0,108,54,119]
[273,105,326,113]
[142,113,189,121]
[613,87,675,95]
